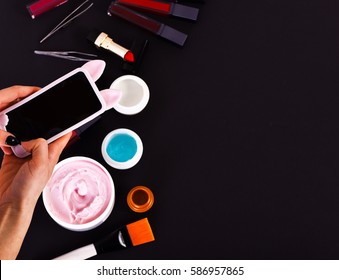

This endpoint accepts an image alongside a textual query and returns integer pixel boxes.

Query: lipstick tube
[108,1,187,46]
[114,0,199,21]
[87,31,135,62]
[27,0,68,19]
[168,0,205,3]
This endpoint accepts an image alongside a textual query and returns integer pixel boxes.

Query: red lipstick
[108,1,188,46]
[124,51,135,63]
[114,0,199,21]
[27,0,68,19]
[87,31,134,62]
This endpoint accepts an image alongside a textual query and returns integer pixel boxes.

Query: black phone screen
[6,71,103,141]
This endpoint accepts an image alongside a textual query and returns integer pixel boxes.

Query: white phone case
[1,68,106,158]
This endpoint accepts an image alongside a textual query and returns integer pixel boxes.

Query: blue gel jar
[102,128,143,169]
[106,133,137,162]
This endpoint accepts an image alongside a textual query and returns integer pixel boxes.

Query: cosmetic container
[102,128,143,169]
[127,186,154,212]
[43,157,115,231]
[110,75,150,115]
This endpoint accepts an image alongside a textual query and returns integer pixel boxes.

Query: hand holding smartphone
[1,67,106,157]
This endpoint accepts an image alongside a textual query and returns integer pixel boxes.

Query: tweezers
[34,50,97,62]
[40,0,94,43]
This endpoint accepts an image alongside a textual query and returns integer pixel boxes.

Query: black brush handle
[94,227,133,254]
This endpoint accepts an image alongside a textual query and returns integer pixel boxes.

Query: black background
[1,0,339,260]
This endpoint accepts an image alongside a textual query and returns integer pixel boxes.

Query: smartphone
[2,68,106,155]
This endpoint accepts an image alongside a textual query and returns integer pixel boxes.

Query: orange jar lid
[127,186,154,213]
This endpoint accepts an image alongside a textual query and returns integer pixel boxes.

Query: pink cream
[44,158,113,224]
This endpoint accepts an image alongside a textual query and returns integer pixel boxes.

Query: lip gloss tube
[169,0,205,3]
[108,1,187,46]
[27,0,68,19]
[114,0,199,21]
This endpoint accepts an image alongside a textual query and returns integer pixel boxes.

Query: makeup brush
[54,218,155,260]
[87,30,135,62]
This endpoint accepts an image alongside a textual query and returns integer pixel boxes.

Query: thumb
[21,138,48,168]
[48,132,72,166]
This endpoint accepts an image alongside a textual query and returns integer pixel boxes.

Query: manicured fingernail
[5,136,21,146]
[12,145,30,158]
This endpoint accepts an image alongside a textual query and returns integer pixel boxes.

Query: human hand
[0,85,72,259]
[0,86,40,155]
[0,85,73,209]
[0,134,71,211]
[0,133,71,260]
[0,86,39,111]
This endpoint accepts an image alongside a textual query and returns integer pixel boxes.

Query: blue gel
[106,133,137,162]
